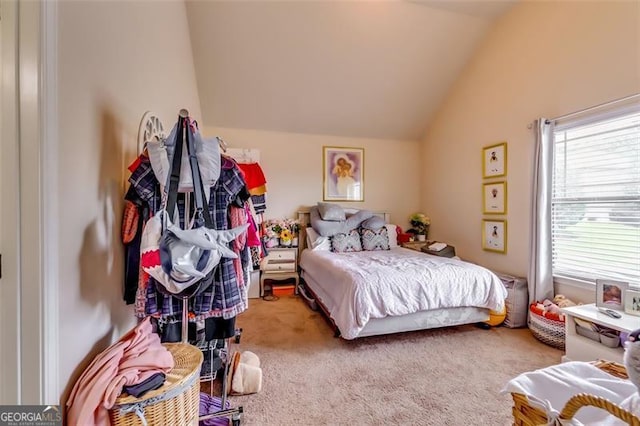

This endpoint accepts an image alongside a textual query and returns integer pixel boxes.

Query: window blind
[552,110,640,287]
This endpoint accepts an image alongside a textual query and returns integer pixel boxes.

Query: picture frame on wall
[481,219,507,253]
[482,142,507,178]
[595,279,629,311]
[323,146,364,202]
[624,289,640,317]
[482,181,507,214]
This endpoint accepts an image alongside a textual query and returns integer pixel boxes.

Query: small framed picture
[595,279,629,311]
[482,142,507,178]
[481,219,507,254]
[624,289,640,317]
[482,181,507,215]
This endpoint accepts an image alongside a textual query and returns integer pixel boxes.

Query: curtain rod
[550,93,640,122]
[527,93,640,128]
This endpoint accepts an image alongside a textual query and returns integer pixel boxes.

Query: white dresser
[259,247,299,297]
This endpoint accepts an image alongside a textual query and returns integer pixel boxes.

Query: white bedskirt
[300,247,507,339]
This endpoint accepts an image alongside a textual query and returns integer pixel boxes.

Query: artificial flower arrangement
[263,218,301,246]
[409,213,430,237]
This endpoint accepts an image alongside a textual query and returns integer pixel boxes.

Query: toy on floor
[227,351,262,395]
[484,306,507,327]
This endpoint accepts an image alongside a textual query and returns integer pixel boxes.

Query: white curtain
[528,118,554,306]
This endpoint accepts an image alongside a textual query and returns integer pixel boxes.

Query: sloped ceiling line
[186,1,516,141]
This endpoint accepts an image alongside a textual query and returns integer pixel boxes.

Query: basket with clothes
[503,360,640,425]
[66,318,202,426]
[110,344,202,426]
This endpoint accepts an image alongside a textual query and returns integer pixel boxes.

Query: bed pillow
[385,224,399,248]
[360,227,391,251]
[310,206,374,237]
[361,215,385,230]
[331,229,362,253]
[305,227,331,251]
[317,202,346,221]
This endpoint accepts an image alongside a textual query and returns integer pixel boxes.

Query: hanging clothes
[236,162,267,196]
[191,157,250,319]
[126,148,252,321]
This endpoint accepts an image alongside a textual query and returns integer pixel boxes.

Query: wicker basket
[511,360,640,426]
[110,343,203,426]
[529,303,565,349]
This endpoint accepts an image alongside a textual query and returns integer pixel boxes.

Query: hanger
[218,137,228,153]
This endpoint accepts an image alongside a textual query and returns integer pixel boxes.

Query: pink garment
[230,206,248,290]
[245,205,261,248]
[66,317,174,426]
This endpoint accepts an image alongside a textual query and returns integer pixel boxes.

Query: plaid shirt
[192,164,248,318]
[131,157,248,319]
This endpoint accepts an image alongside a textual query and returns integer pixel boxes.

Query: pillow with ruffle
[331,229,362,253]
[360,227,390,251]
[305,227,331,251]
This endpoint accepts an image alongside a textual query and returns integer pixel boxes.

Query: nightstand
[401,241,430,252]
[259,247,299,297]
[421,243,456,258]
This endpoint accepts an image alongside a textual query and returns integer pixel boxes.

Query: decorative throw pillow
[331,229,362,253]
[317,202,346,221]
[360,227,390,251]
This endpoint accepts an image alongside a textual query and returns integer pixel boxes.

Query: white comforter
[299,247,507,339]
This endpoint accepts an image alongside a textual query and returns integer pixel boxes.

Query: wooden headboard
[296,208,391,256]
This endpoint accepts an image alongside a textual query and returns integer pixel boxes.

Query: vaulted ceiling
[186,1,516,141]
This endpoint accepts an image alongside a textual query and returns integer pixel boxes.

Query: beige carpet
[222,296,562,425]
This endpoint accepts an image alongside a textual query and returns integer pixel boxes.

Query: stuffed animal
[624,328,640,393]
[553,294,577,308]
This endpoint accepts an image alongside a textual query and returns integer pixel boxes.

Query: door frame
[1,0,21,404]
[0,0,59,404]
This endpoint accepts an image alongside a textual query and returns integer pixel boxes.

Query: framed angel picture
[323,146,364,202]
[483,181,507,215]
[482,142,507,178]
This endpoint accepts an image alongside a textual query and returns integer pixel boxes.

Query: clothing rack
[137,109,243,425]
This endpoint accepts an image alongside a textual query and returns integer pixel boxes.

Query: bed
[296,209,508,339]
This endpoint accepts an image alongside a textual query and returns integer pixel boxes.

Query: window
[551,107,640,287]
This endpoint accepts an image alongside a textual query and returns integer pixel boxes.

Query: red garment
[236,163,267,195]
[66,317,174,426]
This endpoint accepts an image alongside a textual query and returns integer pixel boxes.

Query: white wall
[421,1,640,302]
[56,0,201,403]
[202,126,421,228]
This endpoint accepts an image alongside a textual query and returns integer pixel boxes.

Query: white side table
[259,247,299,297]
[562,303,639,363]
